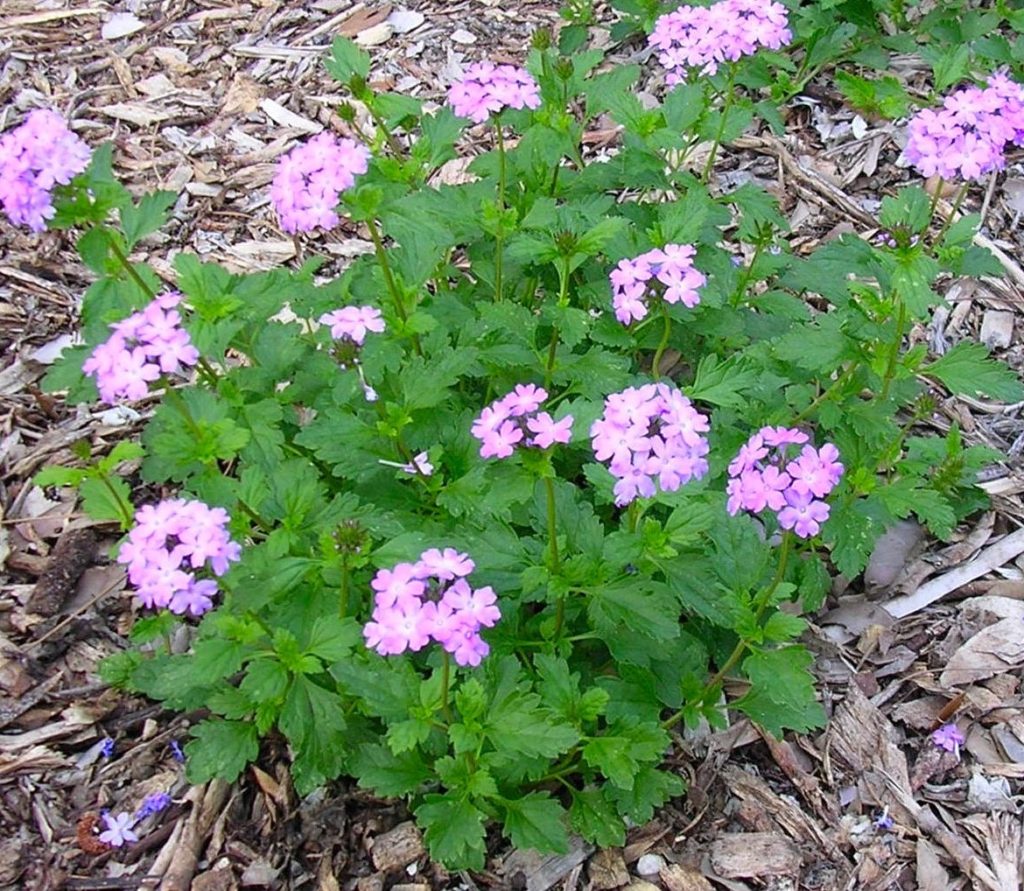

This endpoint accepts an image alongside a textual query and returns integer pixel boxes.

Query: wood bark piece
[827,684,916,826]
[502,834,593,891]
[939,617,1024,687]
[883,527,1024,619]
[27,527,98,616]
[658,863,714,891]
[588,848,629,889]
[369,821,425,872]
[159,780,231,891]
[709,832,802,878]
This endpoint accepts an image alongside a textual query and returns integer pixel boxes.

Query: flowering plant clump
[270,131,370,233]
[82,291,199,403]
[905,72,1024,181]
[364,550,500,667]
[471,384,574,458]
[610,244,706,325]
[117,499,241,616]
[649,0,792,82]
[727,428,843,539]
[19,5,1024,870]
[591,384,710,506]
[0,108,91,231]
[447,61,541,123]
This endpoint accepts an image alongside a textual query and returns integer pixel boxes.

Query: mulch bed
[2,2,1023,889]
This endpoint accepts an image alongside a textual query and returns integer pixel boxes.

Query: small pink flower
[319,305,385,345]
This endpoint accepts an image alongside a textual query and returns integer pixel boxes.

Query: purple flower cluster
[135,792,172,820]
[590,383,710,507]
[271,132,370,233]
[0,108,91,232]
[931,722,965,756]
[448,61,542,124]
[906,73,1024,181]
[363,549,500,667]
[610,244,706,325]
[471,384,574,459]
[117,499,241,616]
[726,427,843,539]
[319,305,385,345]
[649,0,792,83]
[82,291,199,404]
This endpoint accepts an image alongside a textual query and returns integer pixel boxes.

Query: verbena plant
[8,0,1022,868]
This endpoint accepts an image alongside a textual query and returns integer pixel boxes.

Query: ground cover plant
[6,0,1024,870]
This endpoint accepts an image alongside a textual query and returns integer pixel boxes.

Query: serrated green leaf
[324,36,370,83]
[351,742,432,796]
[502,793,569,853]
[121,190,176,248]
[734,646,825,737]
[185,719,259,783]
[415,794,487,870]
[570,787,626,847]
[607,766,684,824]
[278,675,347,793]
[925,342,1024,403]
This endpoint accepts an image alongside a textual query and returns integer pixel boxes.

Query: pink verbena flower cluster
[649,0,792,83]
[82,291,199,404]
[0,108,91,232]
[270,132,370,233]
[471,384,574,459]
[117,499,241,616]
[590,383,710,506]
[363,549,500,667]
[726,427,843,539]
[610,244,706,325]
[319,305,385,345]
[447,61,542,124]
[905,73,1024,181]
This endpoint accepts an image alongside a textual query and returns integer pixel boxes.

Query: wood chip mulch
[2,2,1024,889]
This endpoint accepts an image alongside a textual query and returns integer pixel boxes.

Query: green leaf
[34,465,86,487]
[607,766,684,824]
[734,646,825,737]
[502,793,569,853]
[685,354,758,409]
[324,36,370,83]
[415,794,487,870]
[834,71,910,119]
[583,736,641,790]
[925,342,1024,402]
[588,579,680,642]
[570,787,625,847]
[351,742,432,796]
[121,190,176,248]
[278,676,348,793]
[305,616,361,664]
[79,477,131,525]
[487,695,579,759]
[185,719,259,783]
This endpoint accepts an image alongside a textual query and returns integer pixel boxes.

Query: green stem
[235,497,271,533]
[99,473,135,530]
[544,476,567,639]
[544,327,559,391]
[662,533,793,731]
[926,176,945,224]
[792,365,856,424]
[367,103,404,157]
[107,237,155,299]
[339,552,350,619]
[162,387,202,440]
[702,65,737,183]
[933,182,970,244]
[494,122,507,303]
[651,305,672,380]
[880,297,908,402]
[627,501,641,534]
[440,651,453,722]
[366,217,422,357]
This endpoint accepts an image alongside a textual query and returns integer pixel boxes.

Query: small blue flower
[873,810,894,832]
[99,738,115,758]
[135,792,172,820]
[169,740,185,763]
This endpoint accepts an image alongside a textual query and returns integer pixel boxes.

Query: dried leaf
[940,617,1024,687]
